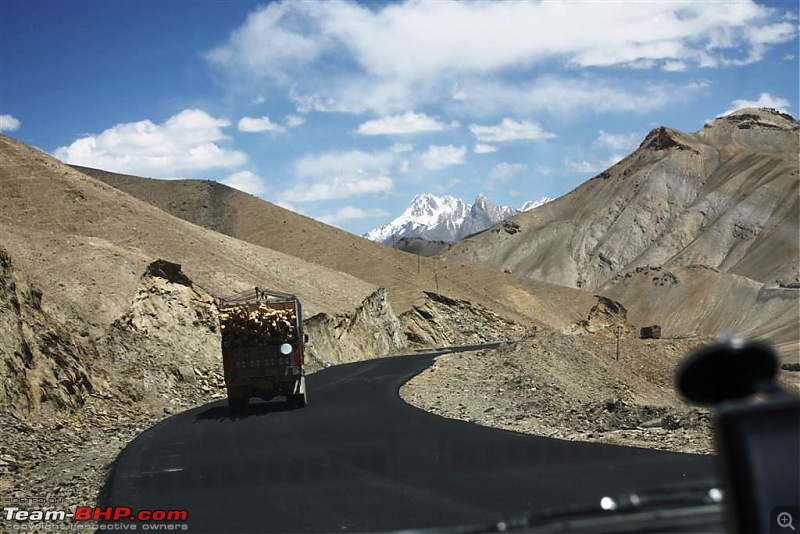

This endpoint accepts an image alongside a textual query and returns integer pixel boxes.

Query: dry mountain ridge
[0,133,418,386]
[440,108,799,354]
[74,164,597,331]
[0,135,378,323]
[443,108,798,290]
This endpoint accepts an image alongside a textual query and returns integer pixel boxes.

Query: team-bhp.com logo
[5,506,188,529]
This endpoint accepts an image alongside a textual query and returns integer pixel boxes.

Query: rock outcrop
[563,295,636,338]
[102,259,224,408]
[0,248,95,416]
[304,288,406,367]
[400,292,527,347]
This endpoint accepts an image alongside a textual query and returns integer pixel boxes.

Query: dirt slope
[604,265,800,360]
[440,109,799,349]
[442,108,799,291]
[73,164,596,329]
[1,134,377,329]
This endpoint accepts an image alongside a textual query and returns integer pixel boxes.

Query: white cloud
[52,109,246,177]
[662,60,687,72]
[318,206,390,224]
[281,149,397,202]
[207,1,793,114]
[474,143,498,154]
[595,130,640,151]
[419,145,466,170]
[281,175,393,202]
[470,118,556,142]
[451,77,710,117]
[717,92,791,117]
[0,114,21,132]
[565,154,625,174]
[391,143,414,153]
[238,115,284,133]
[284,114,305,127]
[356,111,447,135]
[220,171,268,196]
[294,150,395,179]
[489,162,527,181]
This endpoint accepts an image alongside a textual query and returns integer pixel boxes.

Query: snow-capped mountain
[365,193,552,244]
[455,194,518,240]
[364,194,470,244]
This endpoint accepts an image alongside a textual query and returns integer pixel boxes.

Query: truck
[640,324,662,339]
[219,287,308,415]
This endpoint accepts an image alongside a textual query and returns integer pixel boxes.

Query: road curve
[100,346,715,533]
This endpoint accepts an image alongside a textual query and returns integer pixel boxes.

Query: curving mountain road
[100,345,715,533]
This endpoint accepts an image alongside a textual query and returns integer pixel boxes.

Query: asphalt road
[100,345,716,533]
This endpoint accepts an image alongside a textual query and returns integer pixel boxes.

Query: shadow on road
[194,399,295,422]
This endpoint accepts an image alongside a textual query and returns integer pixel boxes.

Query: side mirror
[303,333,309,343]
[675,336,778,406]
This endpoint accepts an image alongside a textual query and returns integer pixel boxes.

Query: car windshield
[0,1,797,533]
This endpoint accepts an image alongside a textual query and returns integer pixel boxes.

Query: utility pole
[615,325,623,361]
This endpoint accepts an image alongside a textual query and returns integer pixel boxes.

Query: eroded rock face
[639,127,694,152]
[305,288,406,367]
[103,259,223,408]
[400,292,526,347]
[0,248,94,416]
[563,295,636,338]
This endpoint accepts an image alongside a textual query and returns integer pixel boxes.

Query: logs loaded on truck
[219,287,308,414]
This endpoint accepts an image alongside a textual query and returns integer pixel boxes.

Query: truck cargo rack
[219,287,298,307]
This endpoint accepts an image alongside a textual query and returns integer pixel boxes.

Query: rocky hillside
[441,109,799,354]
[0,134,422,413]
[443,108,799,290]
[604,265,799,356]
[74,162,598,330]
[1,248,94,416]
[0,133,598,417]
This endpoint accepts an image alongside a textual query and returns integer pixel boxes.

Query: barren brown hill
[604,265,799,359]
[0,135,378,327]
[440,109,799,351]
[443,108,799,291]
[72,165,596,329]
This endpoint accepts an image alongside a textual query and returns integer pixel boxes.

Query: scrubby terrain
[403,318,800,455]
[400,298,720,453]
[401,335,716,455]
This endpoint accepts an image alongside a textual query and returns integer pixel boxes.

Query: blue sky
[1,0,797,235]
